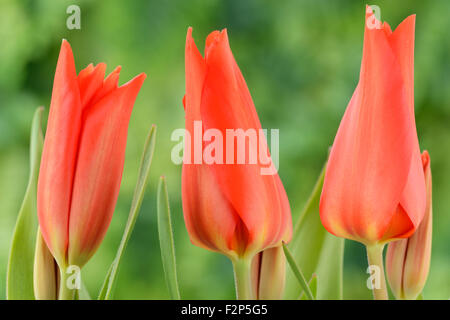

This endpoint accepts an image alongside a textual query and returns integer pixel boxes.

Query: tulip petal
[387,15,415,112]
[91,66,122,106]
[387,15,426,238]
[67,73,146,267]
[320,11,418,244]
[38,40,82,266]
[182,164,242,256]
[403,151,432,299]
[184,27,206,126]
[200,29,287,253]
[77,63,107,108]
[386,151,432,299]
[183,28,245,256]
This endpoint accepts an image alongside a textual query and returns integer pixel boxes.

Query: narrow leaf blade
[283,243,314,300]
[6,107,44,300]
[299,274,317,300]
[98,125,157,300]
[157,176,181,300]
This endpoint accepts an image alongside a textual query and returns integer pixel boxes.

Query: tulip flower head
[386,151,432,300]
[319,8,426,246]
[182,28,292,261]
[37,40,146,270]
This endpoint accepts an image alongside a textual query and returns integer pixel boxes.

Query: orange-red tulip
[37,40,146,269]
[320,9,426,245]
[182,28,292,261]
[386,151,432,300]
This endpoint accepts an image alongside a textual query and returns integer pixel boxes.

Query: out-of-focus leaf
[283,243,314,300]
[157,176,181,300]
[284,162,345,300]
[6,107,44,300]
[299,274,317,300]
[416,293,424,300]
[98,125,157,300]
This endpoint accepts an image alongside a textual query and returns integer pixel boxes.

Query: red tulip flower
[182,28,291,299]
[38,40,146,272]
[319,8,426,299]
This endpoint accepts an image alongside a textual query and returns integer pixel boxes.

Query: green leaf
[283,243,314,300]
[98,125,157,300]
[157,176,181,300]
[299,274,317,300]
[284,162,345,300]
[416,293,424,300]
[6,107,44,300]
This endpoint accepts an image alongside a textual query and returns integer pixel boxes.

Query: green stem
[366,244,388,300]
[58,267,75,300]
[232,258,254,300]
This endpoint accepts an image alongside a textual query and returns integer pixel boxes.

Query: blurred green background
[0,0,449,299]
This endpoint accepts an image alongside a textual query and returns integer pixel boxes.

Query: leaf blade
[283,242,314,300]
[98,125,157,300]
[157,176,181,300]
[6,107,44,300]
[299,274,317,300]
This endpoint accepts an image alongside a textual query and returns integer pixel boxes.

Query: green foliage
[299,274,317,300]
[283,243,315,300]
[98,125,157,300]
[6,107,43,299]
[157,176,181,300]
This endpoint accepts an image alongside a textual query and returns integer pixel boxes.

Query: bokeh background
[0,0,449,299]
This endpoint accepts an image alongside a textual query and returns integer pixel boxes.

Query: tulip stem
[58,267,75,300]
[366,244,388,300]
[232,258,254,300]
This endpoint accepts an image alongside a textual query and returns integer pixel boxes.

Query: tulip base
[232,258,254,300]
[366,244,388,300]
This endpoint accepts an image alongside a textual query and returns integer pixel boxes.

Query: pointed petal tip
[138,72,147,81]
[106,65,122,80]
[421,150,430,168]
[96,62,107,70]
[59,39,74,57]
[119,72,146,89]
[186,27,194,43]
[397,14,416,26]
[205,30,221,46]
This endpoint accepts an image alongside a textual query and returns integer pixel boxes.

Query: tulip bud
[34,229,59,300]
[251,246,286,299]
[386,151,432,300]
[37,40,146,270]
[182,28,292,260]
